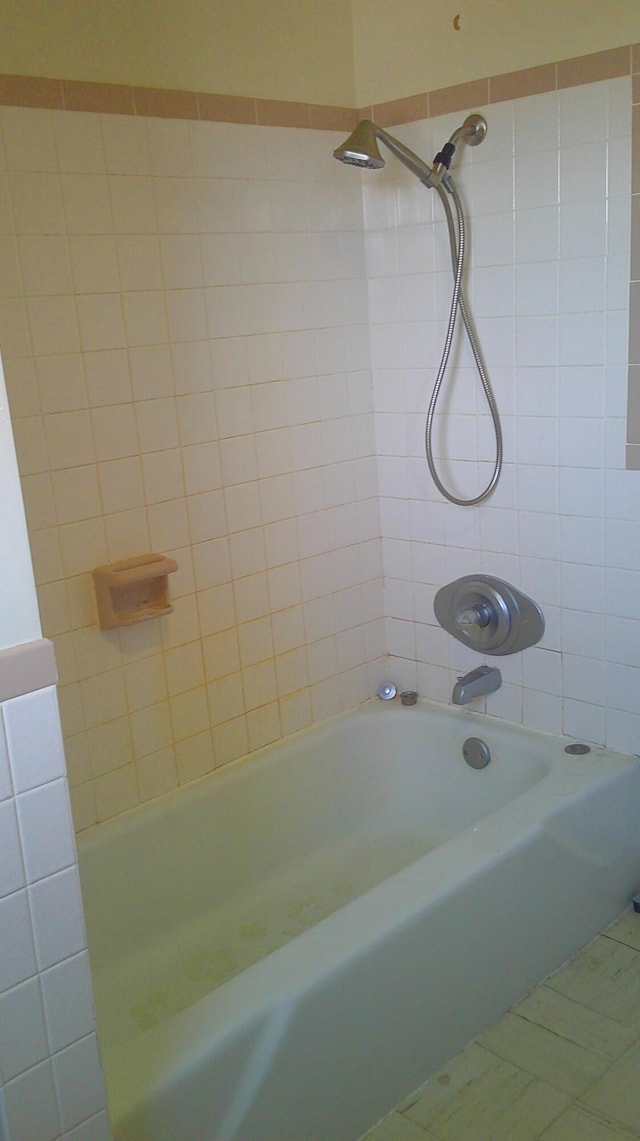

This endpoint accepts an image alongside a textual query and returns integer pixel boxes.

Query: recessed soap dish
[92,553,178,629]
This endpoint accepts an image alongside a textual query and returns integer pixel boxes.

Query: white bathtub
[77,698,640,1141]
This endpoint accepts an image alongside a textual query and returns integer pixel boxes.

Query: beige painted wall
[0,0,356,106]
[1,0,639,107]
[352,0,640,105]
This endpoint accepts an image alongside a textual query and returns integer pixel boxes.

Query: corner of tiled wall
[370,73,640,754]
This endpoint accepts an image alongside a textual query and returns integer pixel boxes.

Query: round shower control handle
[433,574,545,656]
[456,602,492,630]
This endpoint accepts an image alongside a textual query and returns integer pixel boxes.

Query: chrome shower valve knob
[434,574,545,656]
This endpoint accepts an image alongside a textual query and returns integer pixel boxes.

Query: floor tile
[397,1042,503,1129]
[605,912,640,953]
[404,1054,571,1140]
[546,935,640,1031]
[361,911,640,1141]
[364,1112,433,1140]
[477,985,637,1096]
[539,1103,640,1139]
[579,1040,640,1134]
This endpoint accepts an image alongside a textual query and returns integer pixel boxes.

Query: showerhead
[334,113,488,188]
[334,119,435,186]
[333,120,385,169]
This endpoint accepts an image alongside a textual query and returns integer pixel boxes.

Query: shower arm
[370,126,440,188]
[373,115,488,189]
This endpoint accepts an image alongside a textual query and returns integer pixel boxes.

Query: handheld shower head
[333,120,385,169]
[334,114,488,187]
[334,119,436,186]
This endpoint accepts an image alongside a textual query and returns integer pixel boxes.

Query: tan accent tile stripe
[0,47,636,128]
[133,85,199,120]
[371,93,429,128]
[489,64,557,105]
[256,99,315,128]
[0,73,63,109]
[0,638,57,703]
[557,45,630,89]
[308,105,358,132]
[198,92,258,124]
[429,78,489,118]
[63,79,135,115]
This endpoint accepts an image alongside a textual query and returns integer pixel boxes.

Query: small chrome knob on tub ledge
[377,682,397,700]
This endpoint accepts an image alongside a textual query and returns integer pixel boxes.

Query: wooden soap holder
[92,553,178,629]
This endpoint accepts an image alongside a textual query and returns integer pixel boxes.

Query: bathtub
[77,697,640,1141]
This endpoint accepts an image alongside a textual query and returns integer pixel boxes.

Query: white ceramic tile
[0,887,37,991]
[8,171,66,236]
[64,1109,112,1141]
[3,688,67,795]
[0,974,49,1080]
[0,799,25,897]
[28,865,86,971]
[0,715,12,801]
[84,348,132,407]
[52,1032,107,1132]
[563,697,606,746]
[121,289,168,347]
[60,174,112,235]
[76,293,126,353]
[69,235,120,294]
[93,763,139,820]
[16,780,76,885]
[3,1058,61,1141]
[40,950,95,1054]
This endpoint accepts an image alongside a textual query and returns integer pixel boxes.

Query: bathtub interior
[75,698,640,1141]
[78,699,553,1052]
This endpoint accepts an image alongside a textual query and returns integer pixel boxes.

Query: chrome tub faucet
[452,664,502,705]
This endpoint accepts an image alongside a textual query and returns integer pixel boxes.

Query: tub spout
[452,664,501,705]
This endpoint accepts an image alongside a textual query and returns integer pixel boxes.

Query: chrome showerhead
[334,113,488,188]
[333,120,385,169]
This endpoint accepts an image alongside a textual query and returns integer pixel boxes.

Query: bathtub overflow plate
[463,737,491,769]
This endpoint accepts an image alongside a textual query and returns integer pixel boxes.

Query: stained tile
[399,1043,503,1127]
[408,1055,570,1141]
[547,935,640,1030]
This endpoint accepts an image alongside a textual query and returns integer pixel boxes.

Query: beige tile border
[0,46,637,128]
[0,638,58,703]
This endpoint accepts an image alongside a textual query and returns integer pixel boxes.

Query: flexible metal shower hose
[425,179,503,506]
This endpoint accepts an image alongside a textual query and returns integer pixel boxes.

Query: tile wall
[0,683,109,1140]
[0,106,384,830]
[370,78,640,754]
[1,71,639,836]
